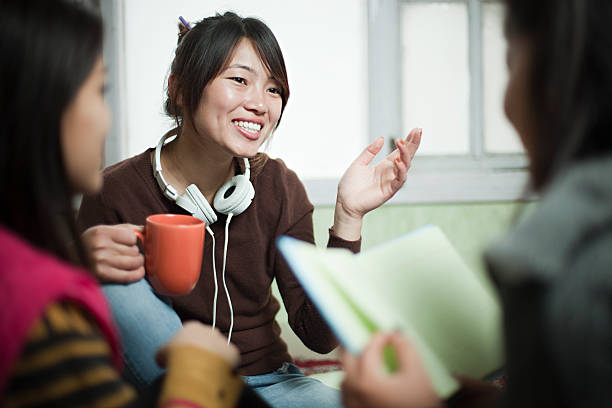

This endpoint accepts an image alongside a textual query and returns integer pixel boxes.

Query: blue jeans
[103,279,342,408]
[103,279,180,387]
[245,362,341,408]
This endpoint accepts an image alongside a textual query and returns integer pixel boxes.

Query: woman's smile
[232,118,264,140]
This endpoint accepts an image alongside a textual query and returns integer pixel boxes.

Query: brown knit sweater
[77,149,360,376]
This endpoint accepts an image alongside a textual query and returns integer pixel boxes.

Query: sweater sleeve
[159,346,243,408]
[2,301,244,408]
[2,301,137,407]
[272,165,360,354]
[327,227,361,253]
[274,205,336,353]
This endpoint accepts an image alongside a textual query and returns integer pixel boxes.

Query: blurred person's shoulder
[485,155,612,285]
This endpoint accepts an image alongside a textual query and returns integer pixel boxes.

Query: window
[100,0,369,189]
[366,0,528,204]
[101,0,527,205]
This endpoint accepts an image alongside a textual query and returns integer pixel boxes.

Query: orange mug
[136,214,205,295]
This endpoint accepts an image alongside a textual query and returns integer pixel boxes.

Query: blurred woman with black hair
[0,1,268,406]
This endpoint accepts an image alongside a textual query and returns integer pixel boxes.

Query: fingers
[353,137,385,166]
[92,224,143,247]
[92,249,144,270]
[393,157,408,185]
[163,322,241,367]
[341,349,366,408]
[360,332,391,375]
[405,127,422,157]
[342,336,390,408]
[388,331,418,371]
[389,128,422,187]
[96,265,145,283]
[341,348,359,376]
[82,224,145,283]
[83,224,143,254]
[388,128,422,162]
[398,128,421,166]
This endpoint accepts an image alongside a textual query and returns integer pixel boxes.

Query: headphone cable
[207,226,219,333]
[223,213,234,344]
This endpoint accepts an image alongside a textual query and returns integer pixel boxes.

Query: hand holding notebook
[277,225,504,398]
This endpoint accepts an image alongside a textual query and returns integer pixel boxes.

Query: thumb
[340,348,359,374]
[360,332,391,375]
[389,332,420,372]
[352,137,384,166]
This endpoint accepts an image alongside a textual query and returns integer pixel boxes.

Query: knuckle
[92,251,106,263]
[134,254,145,266]
[96,266,112,281]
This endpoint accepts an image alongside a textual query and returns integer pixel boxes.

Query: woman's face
[504,35,536,156]
[189,38,283,158]
[61,57,110,194]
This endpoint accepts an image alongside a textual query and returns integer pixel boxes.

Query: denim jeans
[244,362,341,408]
[102,279,180,388]
[103,279,342,408]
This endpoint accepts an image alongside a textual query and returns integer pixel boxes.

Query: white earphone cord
[207,226,219,332]
[208,215,235,345]
[223,213,234,344]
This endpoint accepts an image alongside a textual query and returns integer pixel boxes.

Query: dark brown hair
[505,0,612,190]
[0,0,102,266]
[165,12,290,173]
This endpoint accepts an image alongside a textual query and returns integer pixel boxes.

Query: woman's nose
[244,88,266,114]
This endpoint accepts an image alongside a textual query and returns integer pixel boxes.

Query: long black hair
[0,0,103,265]
[505,0,612,190]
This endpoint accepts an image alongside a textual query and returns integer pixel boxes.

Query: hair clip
[179,16,192,31]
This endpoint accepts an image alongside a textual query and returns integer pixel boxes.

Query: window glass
[123,0,368,180]
[401,2,470,155]
[482,2,523,153]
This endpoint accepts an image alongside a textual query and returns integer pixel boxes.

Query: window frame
[349,0,529,205]
[101,0,530,206]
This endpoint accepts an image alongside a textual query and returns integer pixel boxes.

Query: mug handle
[134,229,145,244]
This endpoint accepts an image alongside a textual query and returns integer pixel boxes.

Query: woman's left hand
[333,128,422,240]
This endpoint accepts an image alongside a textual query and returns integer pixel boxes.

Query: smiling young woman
[77,11,421,408]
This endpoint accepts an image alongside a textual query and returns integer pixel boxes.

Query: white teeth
[234,120,262,132]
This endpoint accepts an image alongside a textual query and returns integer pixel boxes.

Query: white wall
[123,0,368,180]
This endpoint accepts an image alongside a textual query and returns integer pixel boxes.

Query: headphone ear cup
[185,184,218,225]
[214,175,255,216]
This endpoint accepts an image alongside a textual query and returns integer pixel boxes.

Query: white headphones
[152,128,255,344]
[152,128,255,225]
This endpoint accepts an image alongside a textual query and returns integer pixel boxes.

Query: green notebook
[277,225,503,398]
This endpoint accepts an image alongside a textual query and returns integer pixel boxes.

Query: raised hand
[333,128,422,240]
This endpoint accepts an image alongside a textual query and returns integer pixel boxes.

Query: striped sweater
[0,227,244,408]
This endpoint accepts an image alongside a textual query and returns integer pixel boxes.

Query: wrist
[332,201,363,241]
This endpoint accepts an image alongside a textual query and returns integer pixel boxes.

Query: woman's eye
[268,87,281,95]
[231,77,246,85]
